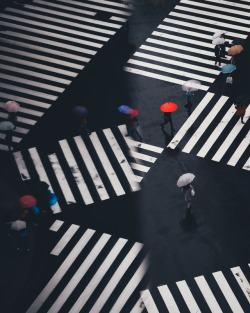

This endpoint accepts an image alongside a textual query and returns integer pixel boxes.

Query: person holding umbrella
[177,173,195,211]
[73,105,91,135]
[160,102,177,135]
[126,109,142,141]
[182,80,201,116]
[221,64,236,84]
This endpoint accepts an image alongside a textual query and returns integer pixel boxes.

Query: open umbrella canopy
[118,105,132,114]
[212,30,227,39]
[18,195,37,208]
[0,121,15,131]
[182,80,201,92]
[4,100,20,113]
[212,37,225,45]
[228,45,243,56]
[160,102,178,113]
[177,173,195,187]
[221,64,236,74]
[73,106,88,117]
[128,109,139,119]
[11,220,26,231]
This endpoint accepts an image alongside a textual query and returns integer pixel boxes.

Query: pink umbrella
[4,101,20,113]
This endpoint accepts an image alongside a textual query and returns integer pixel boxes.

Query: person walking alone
[235,102,247,124]
[182,184,195,211]
[215,44,223,67]
[184,90,193,116]
[161,112,175,134]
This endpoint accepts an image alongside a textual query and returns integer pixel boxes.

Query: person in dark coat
[214,45,222,67]
[182,184,195,211]
[184,91,193,116]
[4,112,17,151]
[126,116,142,141]
[235,102,247,124]
[161,112,175,134]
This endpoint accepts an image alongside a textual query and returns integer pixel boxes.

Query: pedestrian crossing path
[25,219,148,313]
[140,263,250,313]
[13,125,163,213]
[0,0,133,151]
[168,92,250,172]
[124,0,250,90]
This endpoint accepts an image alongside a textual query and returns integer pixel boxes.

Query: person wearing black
[214,45,222,67]
[161,112,175,134]
[126,116,142,141]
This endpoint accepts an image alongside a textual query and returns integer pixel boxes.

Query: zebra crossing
[168,92,250,172]
[25,219,148,313]
[0,0,133,150]
[140,263,250,313]
[124,0,250,90]
[13,125,163,213]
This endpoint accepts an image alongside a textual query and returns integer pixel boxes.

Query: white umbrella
[212,37,225,45]
[177,173,195,187]
[182,80,201,92]
[0,121,15,131]
[10,220,26,231]
[212,30,227,39]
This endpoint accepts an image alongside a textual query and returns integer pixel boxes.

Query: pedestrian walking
[161,112,175,134]
[177,173,195,211]
[235,102,246,124]
[214,44,223,67]
[184,91,193,116]
[126,116,142,141]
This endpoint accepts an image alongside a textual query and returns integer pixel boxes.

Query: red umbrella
[128,109,139,119]
[160,102,178,112]
[18,195,37,208]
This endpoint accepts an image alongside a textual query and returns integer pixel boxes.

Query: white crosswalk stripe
[168,92,250,172]
[0,0,133,150]
[124,0,250,89]
[140,264,250,312]
[26,220,148,313]
[14,125,163,212]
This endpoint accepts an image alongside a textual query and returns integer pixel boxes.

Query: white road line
[130,296,147,313]
[0,54,78,77]
[50,224,80,256]
[147,38,216,57]
[89,132,125,196]
[227,130,250,166]
[153,30,219,49]
[134,51,219,75]
[118,124,164,153]
[74,136,109,201]
[129,150,157,163]
[49,220,64,232]
[48,153,76,204]
[213,271,244,313]
[89,242,144,313]
[176,280,201,313]
[0,92,50,109]
[26,229,96,313]
[0,73,64,93]
[130,162,150,173]
[5,31,97,56]
[109,257,149,313]
[22,5,120,28]
[13,151,30,180]
[0,112,36,126]
[243,156,250,171]
[55,0,131,16]
[59,139,93,205]
[194,276,223,313]
[0,133,21,142]
[68,238,128,313]
[135,175,143,183]
[180,0,250,17]
[140,44,217,66]
[47,233,111,313]
[103,128,140,192]
[88,0,130,9]
[0,64,71,85]
[175,4,250,25]
[0,14,110,41]
[157,285,181,313]
[0,44,90,70]
[110,16,127,22]
[0,82,57,101]
[163,17,247,39]
[140,290,160,313]
[231,266,250,303]
[124,67,209,91]
[182,96,228,153]
[0,143,9,151]
[33,0,96,16]
[170,11,250,33]
[128,55,216,82]
[197,104,235,158]
[212,106,250,162]
[203,0,250,11]
[14,126,29,134]
[0,102,43,117]
[168,92,214,149]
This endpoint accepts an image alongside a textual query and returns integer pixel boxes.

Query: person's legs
[241,115,245,124]
[161,120,168,128]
